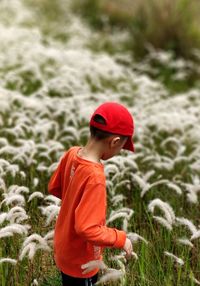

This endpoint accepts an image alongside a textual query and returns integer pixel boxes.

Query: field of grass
[72,0,200,58]
[0,0,200,285]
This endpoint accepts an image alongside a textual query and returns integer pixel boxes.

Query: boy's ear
[109,136,121,147]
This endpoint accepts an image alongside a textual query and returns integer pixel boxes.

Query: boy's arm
[75,183,126,249]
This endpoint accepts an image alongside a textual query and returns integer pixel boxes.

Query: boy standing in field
[48,102,135,286]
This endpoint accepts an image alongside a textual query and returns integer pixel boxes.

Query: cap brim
[123,136,134,152]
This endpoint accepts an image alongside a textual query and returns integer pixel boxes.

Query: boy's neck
[78,139,103,164]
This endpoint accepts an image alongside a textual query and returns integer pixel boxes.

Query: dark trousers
[61,271,98,286]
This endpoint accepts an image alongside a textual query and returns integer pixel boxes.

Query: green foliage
[72,0,200,59]
[23,0,70,41]
[71,0,200,92]
[5,70,42,95]
[72,0,104,29]
[40,271,62,286]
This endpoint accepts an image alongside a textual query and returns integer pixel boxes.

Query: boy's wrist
[113,229,126,248]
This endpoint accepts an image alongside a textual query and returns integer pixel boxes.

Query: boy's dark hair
[90,114,128,141]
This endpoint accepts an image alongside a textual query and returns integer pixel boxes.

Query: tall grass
[72,0,200,59]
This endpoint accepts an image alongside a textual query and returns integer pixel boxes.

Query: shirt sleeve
[74,183,126,249]
[48,156,64,199]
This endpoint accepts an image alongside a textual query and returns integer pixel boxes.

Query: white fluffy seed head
[0,223,30,237]
[190,230,200,241]
[127,232,148,244]
[0,258,17,265]
[31,279,39,286]
[164,251,184,265]
[177,238,193,247]
[95,269,124,285]
[175,217,197,235]
[1,194,25,207]
[0,212,7,224]
[19,234,51,261]
[148,198,175,225]
[190,275,200,285]
[28,192,44,202]
[153,216,173,231]
[44,195,61,205]
[81,260,107,274]
[8,185,29,195]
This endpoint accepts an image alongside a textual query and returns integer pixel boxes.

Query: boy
[48,102,135,286]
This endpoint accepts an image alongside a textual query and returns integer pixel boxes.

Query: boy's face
[101,136,128,160]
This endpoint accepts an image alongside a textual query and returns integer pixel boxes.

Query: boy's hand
[123,238,133,259]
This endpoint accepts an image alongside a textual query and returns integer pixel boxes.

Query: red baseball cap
[89,102,135,152]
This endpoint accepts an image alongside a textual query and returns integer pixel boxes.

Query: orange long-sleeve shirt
[48,146,126,278]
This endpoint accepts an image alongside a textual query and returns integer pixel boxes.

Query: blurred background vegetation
[70,0,200,92]
[72,0,200,59]
[22,0,200,93]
